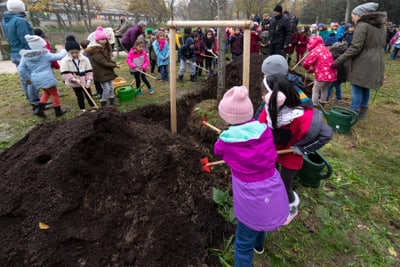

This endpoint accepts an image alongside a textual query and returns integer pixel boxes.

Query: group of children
[214,55,332,266]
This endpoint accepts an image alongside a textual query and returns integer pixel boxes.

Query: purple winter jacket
[214,120,289,231]
[122,24,143,51]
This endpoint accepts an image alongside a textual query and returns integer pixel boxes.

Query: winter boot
[178,75,184,83]
[359,106,368,119]
[31,104,38,112]
[109,98,120,106]
[100,101,107,107]
[190,75,197,82]
[34,103,46,118]
[54,106,67,117]
[198,69,202,77]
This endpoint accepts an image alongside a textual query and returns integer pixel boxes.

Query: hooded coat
[335,12,387,90]
[2,12,34,58]
[85,43,118,83]
[178,38,196,62]
[302,36,337,82]
[18,49,67,89]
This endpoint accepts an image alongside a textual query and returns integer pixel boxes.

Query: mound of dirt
[0,107,231,266]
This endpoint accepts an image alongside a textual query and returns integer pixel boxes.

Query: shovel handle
[277,148,293,155]
[206,160,226,167]
[202,121,221,134]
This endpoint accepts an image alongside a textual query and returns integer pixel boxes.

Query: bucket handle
[331,106,359,126]
[315,151,333,179]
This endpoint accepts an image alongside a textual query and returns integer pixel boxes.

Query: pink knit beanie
[94,26,108,41]
[218,86,254,125]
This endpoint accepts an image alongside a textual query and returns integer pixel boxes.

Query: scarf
[266,106,304,129]
[158,38,166,50]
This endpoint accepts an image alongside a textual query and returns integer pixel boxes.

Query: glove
[290,146,303,155]
[70,78,77,83]
[330,63,338,70]
[85,80,91,88]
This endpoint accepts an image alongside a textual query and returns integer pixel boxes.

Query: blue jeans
[326,82,342,101]
[350,84,370,111]
[234,220,265,267]
[159,65,169,81]
[12,57,40,106]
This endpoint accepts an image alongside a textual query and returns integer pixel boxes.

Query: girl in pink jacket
[126,39,153,95]
[302,36,337,106]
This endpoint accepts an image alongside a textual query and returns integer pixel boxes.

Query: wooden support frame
[167,20,252,133]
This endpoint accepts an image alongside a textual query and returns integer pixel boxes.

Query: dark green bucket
[296,151,332,188]
[318,103,359,134]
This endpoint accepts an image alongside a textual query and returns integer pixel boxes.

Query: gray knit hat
[261,55,288,76]
[352,2,379,16]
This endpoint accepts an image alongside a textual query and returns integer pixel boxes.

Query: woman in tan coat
[333,2,386,119]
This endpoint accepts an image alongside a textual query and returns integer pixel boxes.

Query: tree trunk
[217,0,226,103]
[86,0,92,29]
[345,0,350,23]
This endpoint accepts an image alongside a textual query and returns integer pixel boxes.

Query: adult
[269,4,291,57]
[333,2,386,119]
[2,0,39,112]
[114,16,131,50]
[121,20,147,51]
[261,13,271,31]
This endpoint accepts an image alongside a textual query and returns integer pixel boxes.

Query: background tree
[127,0,170,24]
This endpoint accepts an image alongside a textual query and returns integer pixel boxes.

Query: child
[259,28,270,56]
[193,32,204,77]
[250,25,262,54]
[178,37,196,82]
[326,42,348,103]
[18,34,67,118]
[146,29,158,75]
[343,24,355,47]
[34,28,59,70]
[389,30,400,60]
[126,39,154,95]
[257,74,332,224]
[229,27,243,60]
[81,39,103,98]
[302,36,337,106]
[296,26,309,63]
[85,26,120,107]
[203,29,216,77]
[152,30,170,82]
[60,35,96,114]
[284,24,298,66]
[214,86,289,266]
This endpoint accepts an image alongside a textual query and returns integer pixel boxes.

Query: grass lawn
[0,54,399,266]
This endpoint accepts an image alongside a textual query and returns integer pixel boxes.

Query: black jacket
[269,14,291,45]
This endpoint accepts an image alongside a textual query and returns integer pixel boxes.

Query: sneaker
[283,191,300,226]
[80,109,86,114]
[254,247,264,255]
[137,90,143,96]
[148,87,154,95]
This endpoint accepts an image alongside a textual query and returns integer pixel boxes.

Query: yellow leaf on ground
[388,247,397,257]
[39,222,50,230]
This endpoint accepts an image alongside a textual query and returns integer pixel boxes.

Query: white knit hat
[25,35,47,50]
[6,0,26,13]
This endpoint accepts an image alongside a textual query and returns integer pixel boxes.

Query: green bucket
[296,151,332,188]
[115,85,137,102]
[319,103,359,134]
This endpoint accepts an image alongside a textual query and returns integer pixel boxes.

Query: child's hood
[19,49,48,62]
[85,42,103,55]
[307,36,324,50]
[185,37,195,46]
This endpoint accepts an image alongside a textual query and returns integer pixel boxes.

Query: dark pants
[94,81,103,96]
[196,61,204,76]
[150,59,157,74]
[131,71,151,89]
[280,166,297,203]
[72,87,95,109]
[270,42,285,57]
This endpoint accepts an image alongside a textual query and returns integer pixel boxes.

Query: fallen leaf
[388,247,397,257]
[39,222,50,230]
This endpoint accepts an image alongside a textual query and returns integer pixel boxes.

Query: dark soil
[0,54,309,267]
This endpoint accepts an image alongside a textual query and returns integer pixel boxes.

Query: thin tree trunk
[345,0,350,23]
[217,0,226,103]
